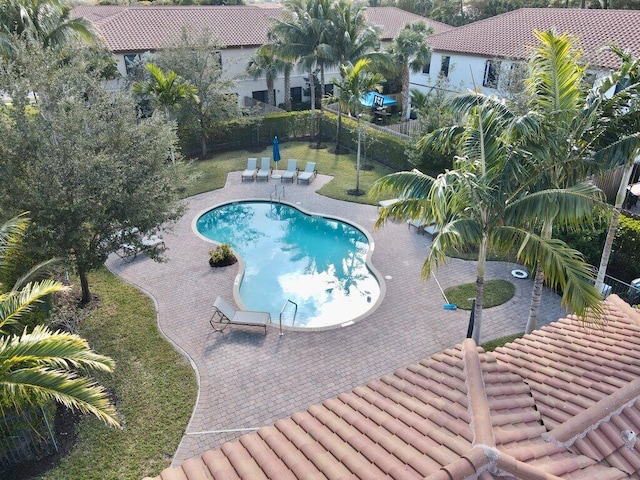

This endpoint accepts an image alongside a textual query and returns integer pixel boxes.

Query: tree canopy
[0,40,187,304]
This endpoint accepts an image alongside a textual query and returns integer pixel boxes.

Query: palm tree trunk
[356,115,362,193]
[525,264,544,334]
[317,65,325,148]
[284,68,292,111]
[267,78,275,106]
[595,163,634,291]
[526,219,552,333]
[309,68,316,141]
[472,235,487,344]
[335,104,343,152]
[401,64,410,122]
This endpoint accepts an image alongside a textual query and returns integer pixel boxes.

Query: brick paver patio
[106,172,565,466]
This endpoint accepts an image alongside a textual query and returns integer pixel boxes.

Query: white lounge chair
[296,162,317,184]
[115,229,165,262]
[281,159,298,183]
[241,158,258,182]
[256,157,272,181]
[210,296,271,334]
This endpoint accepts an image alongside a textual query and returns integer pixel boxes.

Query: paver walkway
[106,172,566,466]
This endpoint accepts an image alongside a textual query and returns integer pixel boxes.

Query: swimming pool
[195,201,382,329]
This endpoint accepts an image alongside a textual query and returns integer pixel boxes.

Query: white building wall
[110,46,341,108]
[411,52,515,97]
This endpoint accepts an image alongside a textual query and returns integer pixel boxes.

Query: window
[324,84,334,96]
[422,56,431,74]
[483,60,501,88]
[124,54,140,75]
[507,63,525,89]
[252,90,268,103]
[214,50,223,68]
[440,56,450,77]
[290,87,302,103]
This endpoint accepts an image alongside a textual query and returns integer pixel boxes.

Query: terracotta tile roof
[364,7,453,38]
[143,295,640,480]
[495,295,640,478]
[426,7,640,70]
[72,5,450,54]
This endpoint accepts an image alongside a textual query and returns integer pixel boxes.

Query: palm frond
[0,279,67,332]
[494,226,603,322]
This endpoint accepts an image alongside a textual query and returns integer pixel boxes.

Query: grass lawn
[184,140,395,205]
[444,279,515,310]
[36,269,197,480]
[481,332,524,352]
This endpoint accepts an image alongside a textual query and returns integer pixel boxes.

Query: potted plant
[209,243,237,267]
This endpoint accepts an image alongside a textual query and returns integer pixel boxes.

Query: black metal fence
[602,274,640,306]
[0,407,57,473]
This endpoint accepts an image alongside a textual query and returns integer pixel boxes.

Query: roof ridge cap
[607,293,640,326]
[462,339,495,447]
[543,376,640,448]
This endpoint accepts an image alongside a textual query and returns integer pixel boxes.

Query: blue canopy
[360,92,398,108]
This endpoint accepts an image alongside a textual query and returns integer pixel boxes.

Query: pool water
[196,201,381,328]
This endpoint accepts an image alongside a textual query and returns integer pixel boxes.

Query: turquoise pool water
[196,201,381,328]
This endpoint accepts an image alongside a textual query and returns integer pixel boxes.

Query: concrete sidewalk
[107,172,565,465]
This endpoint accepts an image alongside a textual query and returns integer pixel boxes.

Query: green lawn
[36,269,197,480]
[184,140,395,205]
[481,332,524,352]
[444,279,515,310]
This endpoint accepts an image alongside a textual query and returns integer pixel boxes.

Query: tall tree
[155,29,239,157]
[373,91,604,343]
[270,0,332,143]
[519,30,619,333]
[132,63,199,164]
[387,22,432,121]
[331,59,383,195]
[593,48,640,291]
[0,0,95,59]
[0,214,119,428]
[247,43,289,107]
[328,0,382,153]
[0,41,187,304]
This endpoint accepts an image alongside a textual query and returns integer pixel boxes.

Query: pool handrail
[279,299,298,336]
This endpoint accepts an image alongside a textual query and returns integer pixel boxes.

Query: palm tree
[519,30,619,333]
[331,59,383,195]
[327,0,381,153]
[246,44,289,107]
[388,22,432,121]
[372,92,604,343]
[270,0,332,143]
[0,0,95,59]
[132,62,199,166]
[0,325,120,427]
[593,48,640,291]
[0,214,119,427]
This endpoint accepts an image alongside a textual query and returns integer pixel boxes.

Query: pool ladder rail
[279,299,297,336]
[270,184,285,203]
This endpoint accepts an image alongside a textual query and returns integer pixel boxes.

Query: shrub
[209,243,236,267]
[610,214,640,283]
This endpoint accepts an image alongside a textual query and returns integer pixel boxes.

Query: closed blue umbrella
[273,136,281,169]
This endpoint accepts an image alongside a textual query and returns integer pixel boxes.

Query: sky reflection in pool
[196,201,381,328]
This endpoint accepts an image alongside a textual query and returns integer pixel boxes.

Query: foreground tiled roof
[495,295,640,479]
[426,8,640,70]
[72,5,450,53]
[144,295,640,480]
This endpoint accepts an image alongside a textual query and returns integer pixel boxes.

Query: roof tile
[427,8,640,69]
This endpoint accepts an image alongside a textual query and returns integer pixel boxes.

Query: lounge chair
[296,162,317,184]
[407,219,439,236]
[210,296,271,334]
[241,158,258,182]
[281,159,298,183]
[256,157,272,181]
[115,229,165,262]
